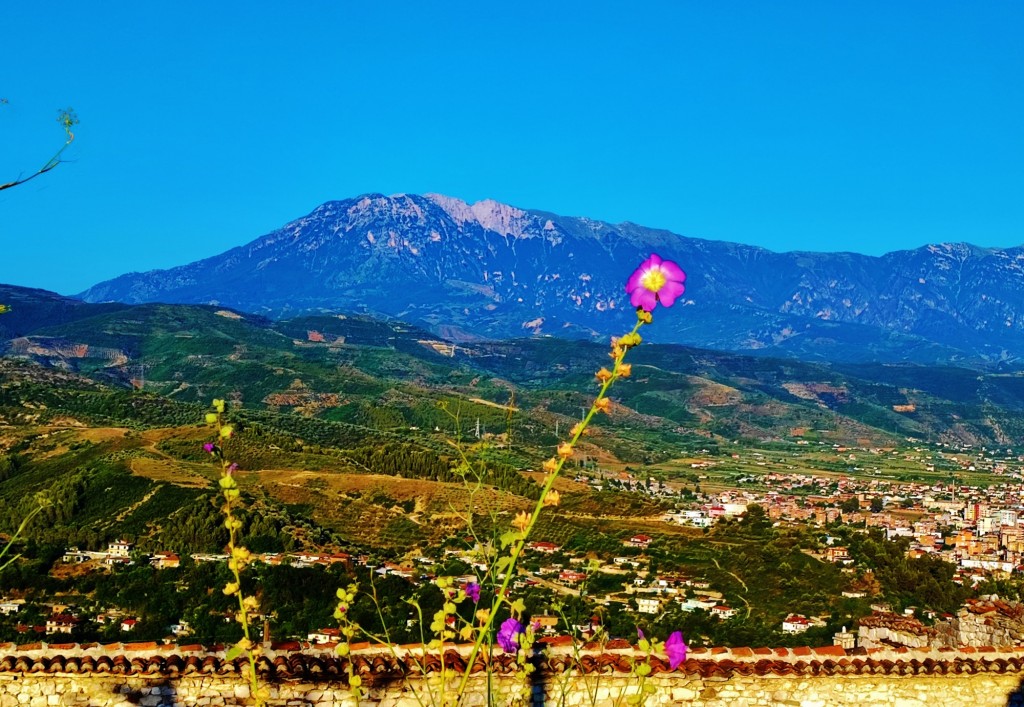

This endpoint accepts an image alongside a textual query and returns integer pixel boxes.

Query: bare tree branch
[0,106,79,192]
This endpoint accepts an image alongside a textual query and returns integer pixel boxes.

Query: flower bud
[512,511,531,532]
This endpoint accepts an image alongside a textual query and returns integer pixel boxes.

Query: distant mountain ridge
[77,193,1024,365]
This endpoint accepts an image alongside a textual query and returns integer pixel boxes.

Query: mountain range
[70,193,1024,366]
[5,283,1024,449]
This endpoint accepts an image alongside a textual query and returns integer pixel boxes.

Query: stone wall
[957,598,1024,647]
[4,643,1024,706]
[858,601,1024,651]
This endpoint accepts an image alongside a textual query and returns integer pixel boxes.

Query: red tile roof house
[558,570,588,585]
[527,541,562,554]
[624,534,652,549]
[0,642,1023,705]
[44,615,80,635]
[782,615,811,633]
[119,619,138,633]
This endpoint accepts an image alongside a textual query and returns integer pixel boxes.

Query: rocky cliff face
[77,193,1024,365]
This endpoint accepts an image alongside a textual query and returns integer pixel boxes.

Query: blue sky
[1,2,1021,294]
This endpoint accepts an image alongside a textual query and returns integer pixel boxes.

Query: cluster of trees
[347,443,541,499]
[847,529,969,614]
[0,383,204,429]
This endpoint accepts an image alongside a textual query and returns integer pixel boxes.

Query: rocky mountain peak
[75,194,1024,365]
[424,193,533,237]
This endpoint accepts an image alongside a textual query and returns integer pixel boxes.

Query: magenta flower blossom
[465,582,481,603]
[665,630,688,670]
[497,617,524,653]
[626,254,686,312]
[203,443,216,454]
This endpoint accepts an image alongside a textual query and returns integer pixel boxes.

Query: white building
[782,615,811,633]
[711,605,736,619]
[108,540,133,557]
[636,597,662,615]
[0,599,23,615]
[307,628,342,644]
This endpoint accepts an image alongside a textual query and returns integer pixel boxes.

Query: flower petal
[665,631,688,670]
[630,288,658,311]
[657,280,686,307]
[626,268,645,293]
[497,617,524,653]
[660,260,686,283]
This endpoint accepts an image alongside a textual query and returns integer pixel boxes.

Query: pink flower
[497,617,524,653]
[665,630,687,670]
[203,443,216,454]
[626,254,686,312]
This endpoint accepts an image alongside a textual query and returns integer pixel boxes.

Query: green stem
[225,498,261,704]
[455,316,647,700]
[212,408,264,707]
[0,503,47,572]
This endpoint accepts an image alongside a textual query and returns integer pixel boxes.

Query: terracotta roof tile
[270,641,301,651]
[812,646,846,657]
[123,642,158,651]
[1,644,1023,681]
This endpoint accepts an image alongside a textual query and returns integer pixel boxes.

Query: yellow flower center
[640,266,666,293]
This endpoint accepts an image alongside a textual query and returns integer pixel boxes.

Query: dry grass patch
[521,472,590,493]
[242,470,531,548]
[129,457,211,488]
